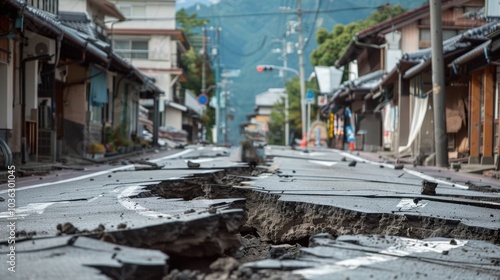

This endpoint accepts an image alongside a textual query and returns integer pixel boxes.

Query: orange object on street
[300,138,307,147]
[349,141,355,151]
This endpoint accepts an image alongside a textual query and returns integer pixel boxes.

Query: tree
[268,77,319,145]
[176,9,215,142]
[310,5,407,67]
[176,9,209,43]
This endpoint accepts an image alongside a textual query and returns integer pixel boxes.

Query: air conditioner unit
[24,31,56,63]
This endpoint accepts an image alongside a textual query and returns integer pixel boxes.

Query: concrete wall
[0,56,13,145]
[109,0,176,29]
[0,61,13,130]
[164,107,183,130]
[59,0,86,12]
[25,60,39,118]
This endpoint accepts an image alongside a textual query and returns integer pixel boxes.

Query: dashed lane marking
[117,185,172,219]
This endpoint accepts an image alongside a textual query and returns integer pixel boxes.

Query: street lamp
[256,64,298,146]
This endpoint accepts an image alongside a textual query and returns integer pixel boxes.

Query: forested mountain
[177,0,426,145]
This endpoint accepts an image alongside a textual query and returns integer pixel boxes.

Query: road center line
[0,202,68,219]
[309,160,337,167]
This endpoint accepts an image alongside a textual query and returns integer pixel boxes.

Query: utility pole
[430,0,448,167]
[297,0,307,147]
[201,26,207,142]
[201,26,207,96]
[213,26,222,145]
[279,38,290,146]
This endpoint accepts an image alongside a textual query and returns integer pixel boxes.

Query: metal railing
[26,0,58,14]
[115,49,149,59]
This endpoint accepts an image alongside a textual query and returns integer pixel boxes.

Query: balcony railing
[26,0,59,14]
[115,49,149,60]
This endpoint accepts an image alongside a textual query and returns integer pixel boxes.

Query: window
[118,4,146,18]
[443,30,458,40]
[91,105,103,123]
[420,29,458,42]
[114,39,149,59]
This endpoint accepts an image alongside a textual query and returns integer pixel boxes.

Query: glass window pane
[133,6,146,17]
[420,29,430,41]
[443,30,457,40]
[114,40,129,50]
[132,41,148,50]
[118,6,131,17]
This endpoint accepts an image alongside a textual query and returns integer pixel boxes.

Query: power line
[220,36,268,57]
[303,0,321,49]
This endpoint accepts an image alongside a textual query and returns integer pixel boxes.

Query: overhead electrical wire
[303,0,322,49]
[219,35,268,57]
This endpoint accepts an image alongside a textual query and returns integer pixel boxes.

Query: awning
[167,101,187,112]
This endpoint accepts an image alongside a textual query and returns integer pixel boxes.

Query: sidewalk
[297,145,500,189]
[354,149,500,189]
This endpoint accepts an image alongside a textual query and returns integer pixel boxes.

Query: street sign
[318,94,328,106]
[305,89,315,104]
[198,93,209,106]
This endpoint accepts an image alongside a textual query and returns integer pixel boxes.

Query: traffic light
[256,65,274,72]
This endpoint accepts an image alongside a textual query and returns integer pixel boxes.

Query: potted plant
[88,142,106,159]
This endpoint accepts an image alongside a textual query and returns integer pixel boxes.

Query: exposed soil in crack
[45,163,500,279]
[128,165,499,279]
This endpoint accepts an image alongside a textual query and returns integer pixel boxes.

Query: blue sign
[305,89,315,100]
[198,93,208,105]
[305,89,315,104]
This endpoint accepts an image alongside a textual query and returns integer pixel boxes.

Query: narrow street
[1,145,499,279]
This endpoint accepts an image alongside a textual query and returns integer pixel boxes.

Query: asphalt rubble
[1,146,500,279]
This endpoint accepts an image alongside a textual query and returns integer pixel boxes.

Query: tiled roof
[332,70,385,99]
[335,0,479,68]
[401,21,500,79]
[58,11,98,39]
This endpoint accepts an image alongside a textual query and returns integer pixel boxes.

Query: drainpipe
[53,34,63,162]
[484,47,500,66]
[153,91,162,147]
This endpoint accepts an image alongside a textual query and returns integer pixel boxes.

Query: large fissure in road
[113,166,499,279]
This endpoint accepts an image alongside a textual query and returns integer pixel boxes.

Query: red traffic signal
[256,65,273,72]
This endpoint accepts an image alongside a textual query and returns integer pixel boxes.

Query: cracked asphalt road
[0,145,499,279]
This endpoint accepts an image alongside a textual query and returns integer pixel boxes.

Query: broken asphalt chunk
[0,236,168,280]
[421,180,438,195]
[187,160,201,168]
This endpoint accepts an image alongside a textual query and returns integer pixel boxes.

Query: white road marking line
[404,169,468,189]
[396,198,427,210]
[294,237,467,277]
[0,202,68,219]
[186,158,216,163]
[309,160,337,167]
[87,194,103,203]
[150,149,193,163]
[336,151,468,189]
[0,149,194,194]
[0,165,135,194]
[117,186,171,218]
